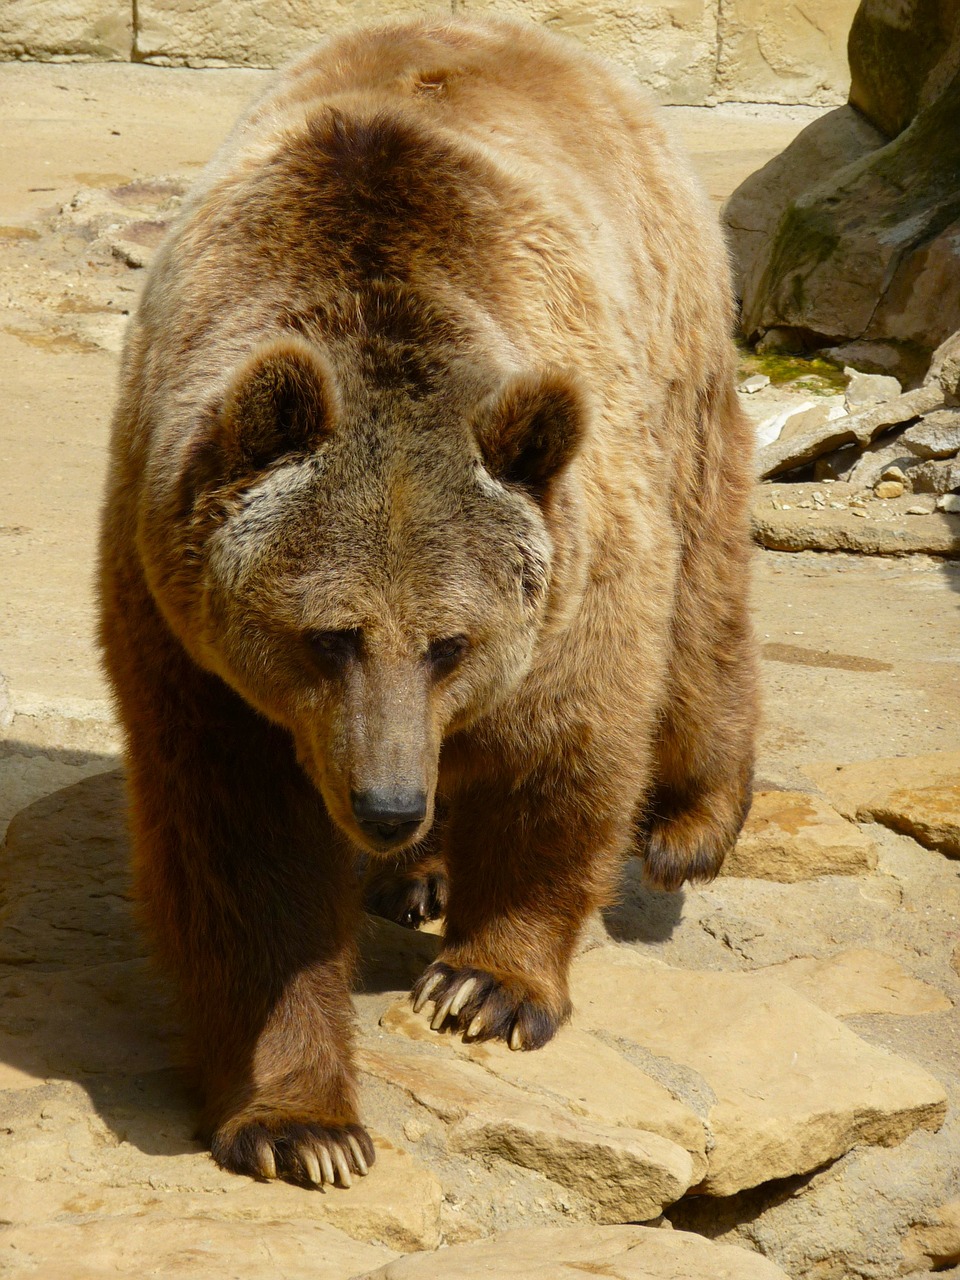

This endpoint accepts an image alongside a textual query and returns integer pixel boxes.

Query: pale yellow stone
[723,789,877,881]
[901,1199,960,1272]
[804,752,960,858]
[761,948,952,1018]
[0,1194,395,1279]
[0,1,131,61]
[379,1000,706,1163]
[356,1223,792,1279]
[570,947,947,1196]
[716,0,859,105]
[360,1040,697,1221]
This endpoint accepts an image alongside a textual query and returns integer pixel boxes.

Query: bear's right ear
[213,336,339,480]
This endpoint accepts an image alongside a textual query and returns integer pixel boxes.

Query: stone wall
[0,0,859,105]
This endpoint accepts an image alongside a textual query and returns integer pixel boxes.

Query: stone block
[0,1,132,61]
[716,0,860,105]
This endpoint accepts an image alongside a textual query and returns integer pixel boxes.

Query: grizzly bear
[99,16,757,1189]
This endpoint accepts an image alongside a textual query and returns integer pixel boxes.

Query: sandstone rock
[874,479,904,498]
[848,0,960,139]
[0,1,132,61]
[722,789,877,881]
[901,1198,960,1272]
[925,329,960,403]
[756,385,942,478]
[909,455,960,494]
[760,948,952,1017]
[570,947,947,1196]
[378,1002,706,1163]
[844,367,902,409]
[358,1224,792,1279]
[938,492,960,512]
[724,105,887,303]
[727,7,960,383]
[844,434,919,488]
[0,1178,397,1279]
[752,481,960,554]
[715,0,859,107]
[805,751,960,858]
[364,1031,700,1220]
[902,409,960,458]
[739,374,770,393]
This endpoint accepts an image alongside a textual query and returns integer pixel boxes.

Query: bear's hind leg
[640,384,758,891]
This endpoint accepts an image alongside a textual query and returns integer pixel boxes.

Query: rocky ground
[1,64,959,1280]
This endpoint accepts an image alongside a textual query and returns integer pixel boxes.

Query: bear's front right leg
[108,600,372,1187]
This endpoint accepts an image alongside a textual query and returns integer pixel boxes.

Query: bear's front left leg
[411,774,633,1050]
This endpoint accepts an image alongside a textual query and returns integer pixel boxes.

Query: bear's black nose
[351,789,427,844]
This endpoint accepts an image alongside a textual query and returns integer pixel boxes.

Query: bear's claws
[411,961,568,1051]
[212,1120,375,1189]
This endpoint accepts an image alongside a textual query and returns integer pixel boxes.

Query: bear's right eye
[305,628,362,676]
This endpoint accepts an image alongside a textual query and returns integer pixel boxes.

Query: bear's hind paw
[212,1119,375,1189]
[364,859,449,929]
[411,961,569,1051]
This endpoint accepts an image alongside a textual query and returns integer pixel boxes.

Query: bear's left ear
[474,369,586,499]
[216,335,339,478]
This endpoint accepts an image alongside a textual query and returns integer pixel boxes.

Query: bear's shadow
[0,759,683,1162]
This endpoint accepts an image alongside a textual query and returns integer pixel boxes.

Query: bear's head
[167,334,586,855]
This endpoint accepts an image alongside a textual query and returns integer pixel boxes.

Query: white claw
[431,989,456,1030]
[319,1146,336,1186]
[412,971,443,1014]
[333,1143,353,1189]
[257,1141,277,1180]
[467,1012,485,1040]
[347,1133,369,1176]
[449,978,476,1017]
[300,1148,322,1186]
[509,1024,524,1052]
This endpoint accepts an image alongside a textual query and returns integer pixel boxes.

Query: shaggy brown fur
[99,16,757,1188]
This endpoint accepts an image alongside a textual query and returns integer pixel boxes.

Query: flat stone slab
[759,948,952,1017]
[722,789,877,880]
[569,948,947,1196]
[752,482,960,555]
[355,1223,791,1279]
[364,1030,699,1223]
[0,1176,396,1280]
[805,751,960,858]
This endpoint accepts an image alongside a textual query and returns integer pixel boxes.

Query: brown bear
[98,16,757,1190]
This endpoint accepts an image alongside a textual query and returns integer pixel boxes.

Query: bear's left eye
[427,635,470,677]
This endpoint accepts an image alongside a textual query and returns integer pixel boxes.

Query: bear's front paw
[212,1119,375,1188]
[365,858,448,929]
[411,961,569,1051]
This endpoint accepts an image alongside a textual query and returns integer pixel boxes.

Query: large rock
[570,948,947,1196]
[848,0,960,139]
[724,1,960,382]
[356,1224,792,1280]
[0,1,131,60]
[722,789,877,880]
[804,751,960,858]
